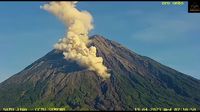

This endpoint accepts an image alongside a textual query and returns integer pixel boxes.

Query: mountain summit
[0,35,200,110]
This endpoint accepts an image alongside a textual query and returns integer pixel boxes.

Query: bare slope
[0,35,200,110]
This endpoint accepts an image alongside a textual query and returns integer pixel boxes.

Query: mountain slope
[0,35,200,110]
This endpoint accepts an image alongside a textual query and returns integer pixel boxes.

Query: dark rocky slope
[0,35,200,110]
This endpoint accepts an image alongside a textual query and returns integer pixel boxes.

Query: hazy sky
[0,2,200,82]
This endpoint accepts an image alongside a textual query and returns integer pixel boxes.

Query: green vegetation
[0,36,200,110]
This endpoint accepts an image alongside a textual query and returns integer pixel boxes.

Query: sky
[0,1,200,82]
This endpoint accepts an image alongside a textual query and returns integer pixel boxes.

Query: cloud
[41,1,110,79]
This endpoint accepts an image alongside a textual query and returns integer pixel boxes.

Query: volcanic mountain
[0,35,200,110]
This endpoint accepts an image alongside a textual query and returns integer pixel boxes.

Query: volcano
[0,35,200,110]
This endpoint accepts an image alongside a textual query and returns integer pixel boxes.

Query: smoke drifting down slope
[1,36,200,110]
[41,2,110,79]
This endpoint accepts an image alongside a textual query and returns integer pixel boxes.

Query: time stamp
[161,1,184,6]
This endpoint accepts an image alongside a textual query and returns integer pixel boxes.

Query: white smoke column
[41,1,110,79]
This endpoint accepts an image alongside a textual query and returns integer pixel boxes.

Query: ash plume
[41,1,110,79]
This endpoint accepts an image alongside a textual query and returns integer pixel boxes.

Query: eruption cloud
[41,1,110,79]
